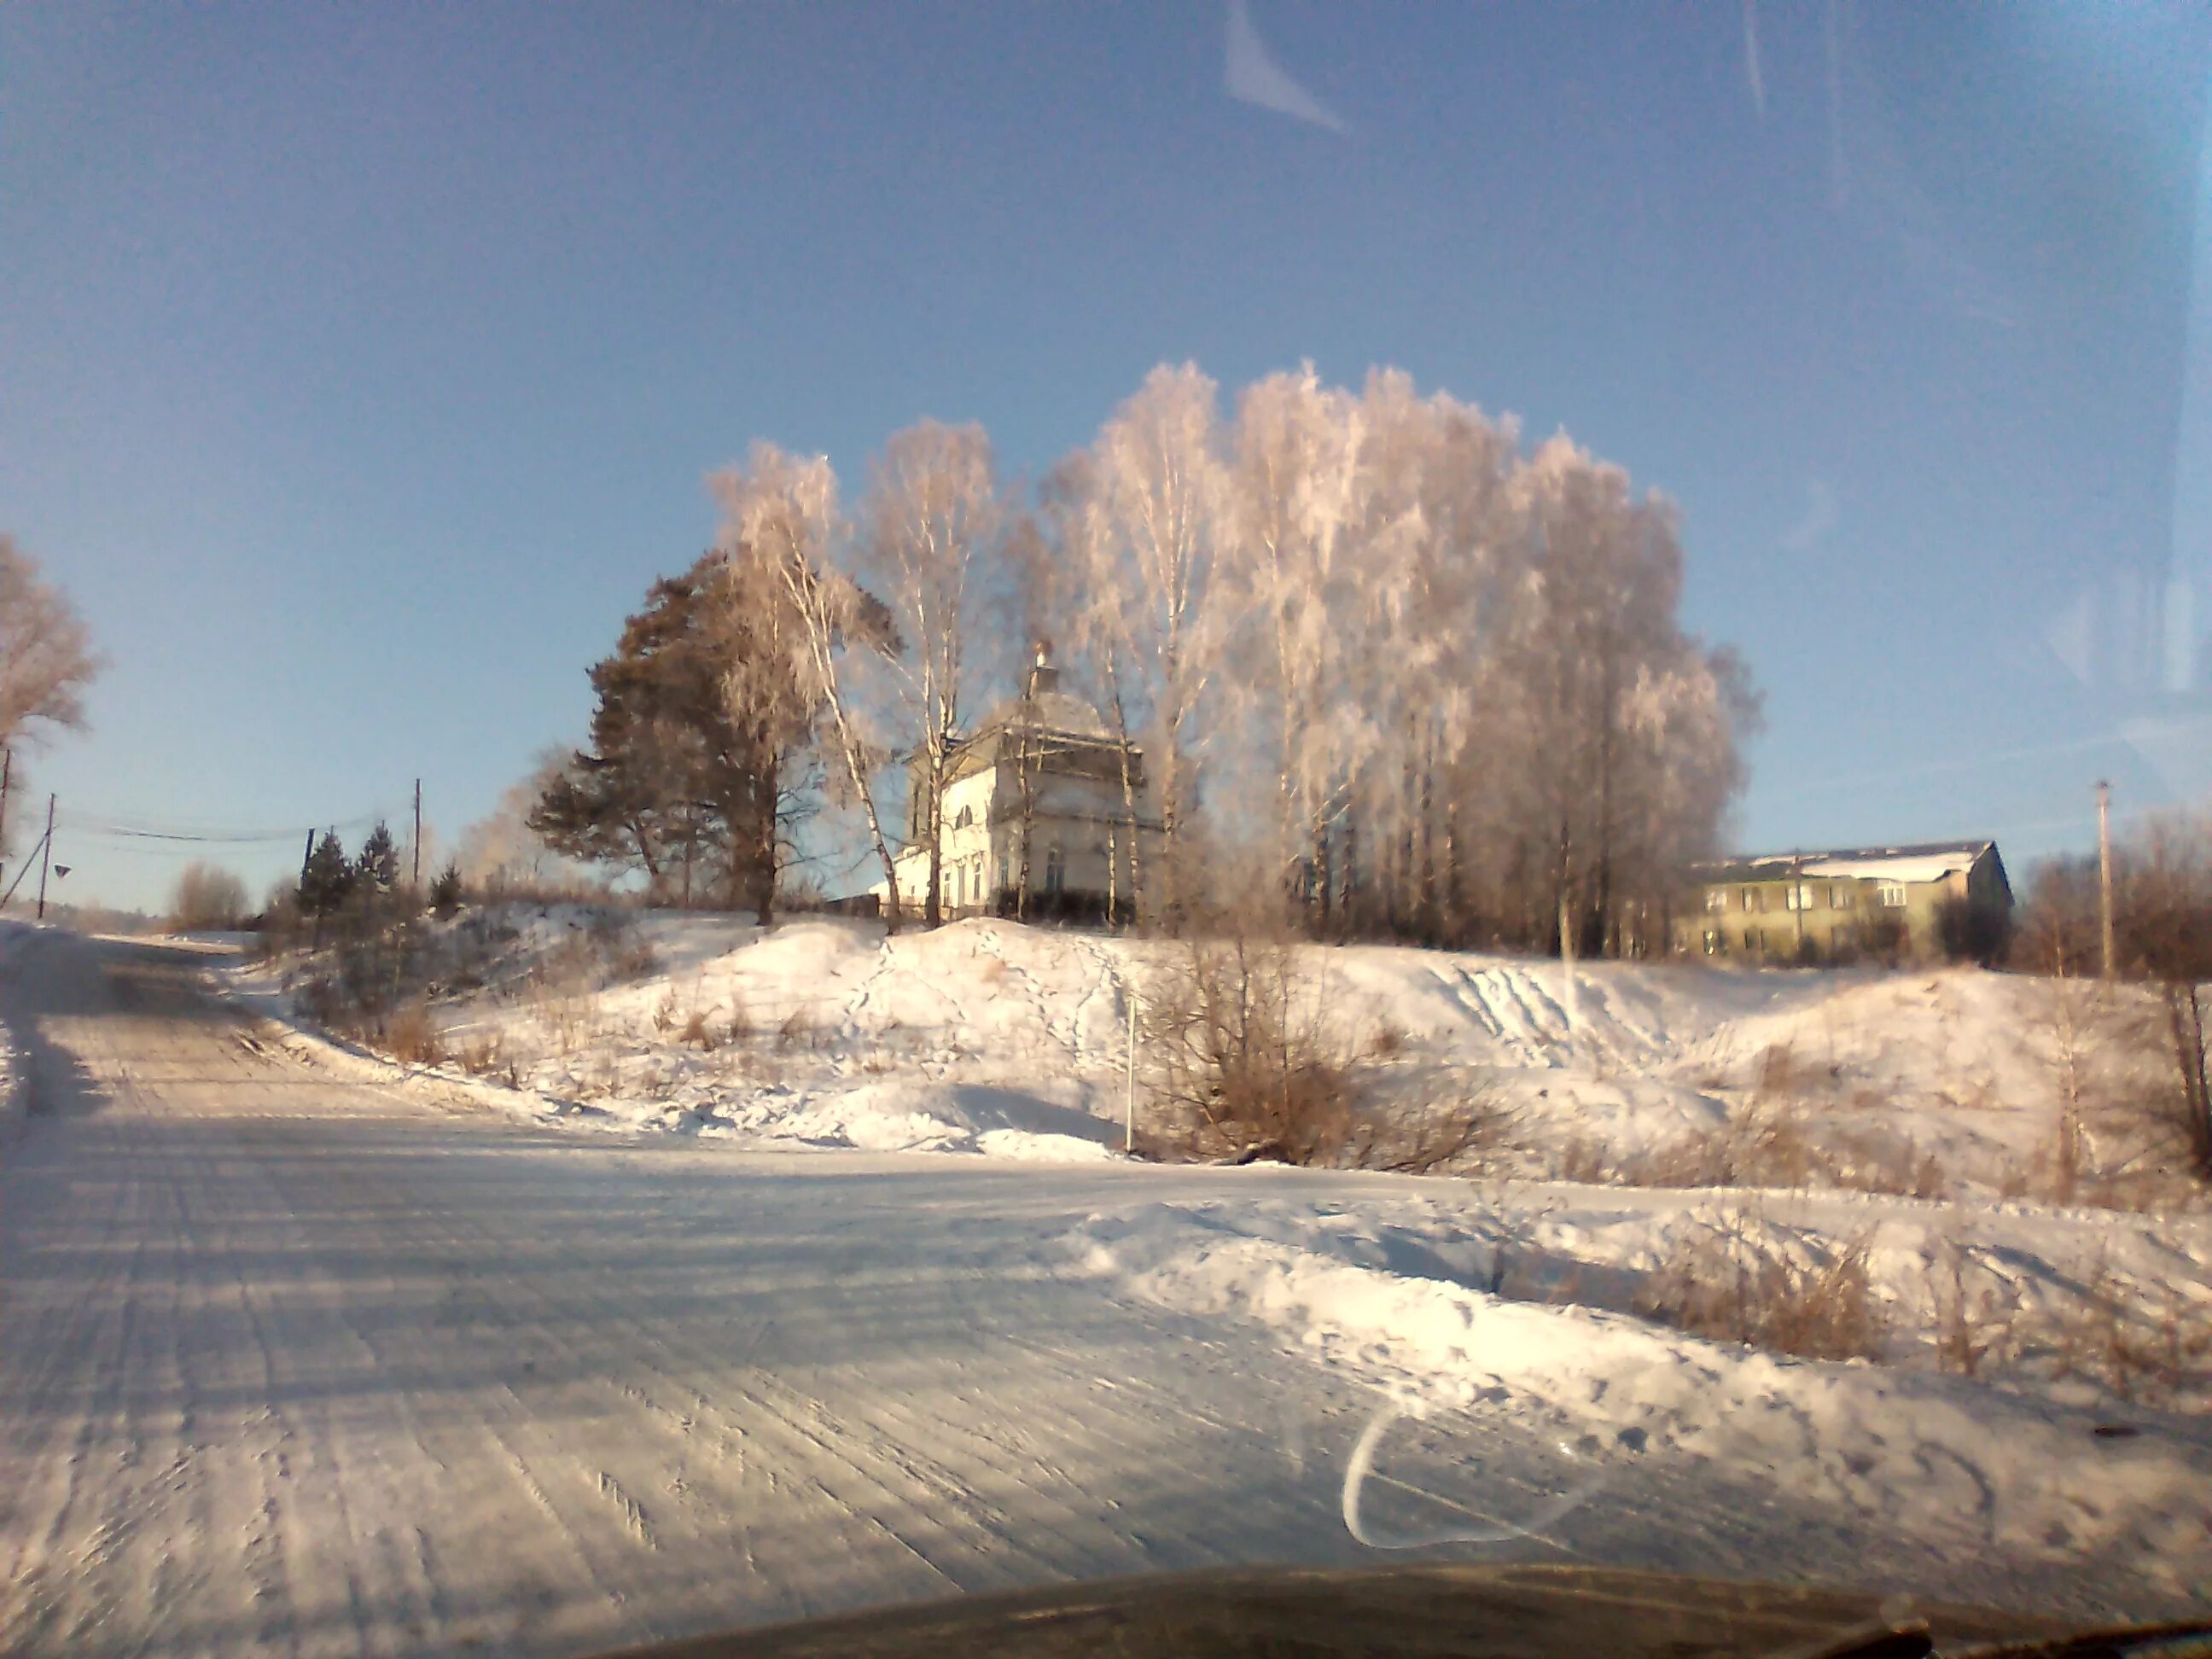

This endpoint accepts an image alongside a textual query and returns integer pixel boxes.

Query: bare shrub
[725,995,754,1045]
[2112,818,2212,1182]
[1621,1099,1824,1190]
[296,973,348,1033]
[1342,1092,1511,1174]
[2034,1254,2212,1405]
[1140,928,1502,1171]
[651,989,678,1034]
[1755,1042,1797,1098]
[1922,1237,2017,1377]
[527,967,597,1055]
[1616,1097,1944,1198]
[456,1028,509,1078]
[1368,1021,1408,1059]
[1633,1210,1885,1362]
[1827,1127,1947,1200]
[2039,969,2106,1203]
[169,861,249,932]
[382,999,445,1067]
[1141,931,1358,1165]
[609,934,661,981]
[2019,816,2212,1189]
[778,1006,816,1050]
[1559,1134,1614,1184]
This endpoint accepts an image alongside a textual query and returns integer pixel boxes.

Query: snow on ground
[236,905,2184,1200]
[224,906,2212,1414]
[1058,1194,2212,1600]
[7,923,2211,1652]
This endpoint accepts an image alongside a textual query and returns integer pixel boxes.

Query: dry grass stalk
[382,999,445,1067]
[1923,1237,2017,1377]
[1633,1209,1886,1362]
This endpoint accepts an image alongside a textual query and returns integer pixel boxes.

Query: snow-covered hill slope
[246,905,2173,1202]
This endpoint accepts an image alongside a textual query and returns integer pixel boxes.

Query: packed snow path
[0,931,2197,1657]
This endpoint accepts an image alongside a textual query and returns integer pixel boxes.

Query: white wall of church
[877,761,1161,912]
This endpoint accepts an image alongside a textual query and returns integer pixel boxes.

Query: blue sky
[3,2,2208,911]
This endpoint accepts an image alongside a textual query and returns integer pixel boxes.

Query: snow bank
[1060,1196,2212,1603]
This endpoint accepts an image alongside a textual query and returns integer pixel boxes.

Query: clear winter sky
[3,3,2209,912]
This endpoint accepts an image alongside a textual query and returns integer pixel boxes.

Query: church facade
[871,651,1165,922]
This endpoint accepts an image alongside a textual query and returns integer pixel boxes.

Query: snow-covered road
[0,931,2199,1657]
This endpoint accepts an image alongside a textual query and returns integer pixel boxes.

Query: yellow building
[1676,841,2011,964]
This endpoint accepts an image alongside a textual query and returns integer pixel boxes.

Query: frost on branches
[527,363,1756,955]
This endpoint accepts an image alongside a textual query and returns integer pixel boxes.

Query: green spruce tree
[300,830,354,917]
[357,821,399,894]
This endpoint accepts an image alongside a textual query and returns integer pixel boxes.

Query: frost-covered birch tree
[1225,364,1370,923]
[859,421,1004,928]
[1342,373,1522,943]
[1496,435,1755,955]
[711,444,906,932]
[0,533,100,865]
[1079,364,1235,929]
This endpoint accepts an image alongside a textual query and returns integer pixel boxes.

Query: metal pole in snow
[1124,989,1138,1155]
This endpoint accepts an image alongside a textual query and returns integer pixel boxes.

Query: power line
[55,805,399,847]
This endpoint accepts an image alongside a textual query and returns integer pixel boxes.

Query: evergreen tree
[299,830,354,917]
[428,860,464,917]
[357,821,399,893]
[531,554,806,915]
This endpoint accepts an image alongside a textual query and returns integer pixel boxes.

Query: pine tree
[357,821,399,893]
[300,830,354,917]
[428,860,463,917]
[532,552,812,919]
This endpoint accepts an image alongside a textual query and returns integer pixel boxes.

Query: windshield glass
[3,6,2209,1656]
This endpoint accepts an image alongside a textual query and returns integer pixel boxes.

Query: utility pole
[2096,779,2115,979]
[412,778,422,886]
[36,794,55,921]
[0,746,12,894]
[301,828,316,889]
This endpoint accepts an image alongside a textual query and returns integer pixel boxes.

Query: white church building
[871,649,1165,923]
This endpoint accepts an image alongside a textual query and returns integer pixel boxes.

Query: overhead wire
[50,803,402,849]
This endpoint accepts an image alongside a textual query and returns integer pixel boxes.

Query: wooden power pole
[35,794,55,920]
[412,778,422,886]
[0,746,12,894]
[2096,779,2115,978]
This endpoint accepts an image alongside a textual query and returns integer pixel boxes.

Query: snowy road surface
[0,930,2201,1657]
